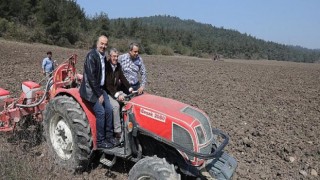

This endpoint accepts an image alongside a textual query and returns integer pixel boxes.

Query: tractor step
[100,155,116,167]
[101,145,129,158]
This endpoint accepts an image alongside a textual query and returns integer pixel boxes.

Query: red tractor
[0,55,237,179]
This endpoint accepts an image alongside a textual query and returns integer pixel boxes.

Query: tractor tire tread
[128,156,180,180]
[43,95,92,171]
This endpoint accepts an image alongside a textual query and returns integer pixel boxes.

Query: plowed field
[1,39,319,179]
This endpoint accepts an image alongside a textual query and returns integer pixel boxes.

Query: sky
[76,0,320,49]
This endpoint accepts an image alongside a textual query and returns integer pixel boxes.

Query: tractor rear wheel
[43,95,92,171]
[128,156,181,180]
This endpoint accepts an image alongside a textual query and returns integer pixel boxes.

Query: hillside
[111,15,320,62]
[1,0,320,62]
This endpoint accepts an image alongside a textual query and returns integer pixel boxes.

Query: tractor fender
[53,87,98,148]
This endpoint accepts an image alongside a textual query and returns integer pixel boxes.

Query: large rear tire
[43,95,93,171]
[128,156,181,180]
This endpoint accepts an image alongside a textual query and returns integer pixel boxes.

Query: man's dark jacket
[105,61,131,98]
[79,49,106,103]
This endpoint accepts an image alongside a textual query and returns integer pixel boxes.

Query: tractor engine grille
[172,123,194,160]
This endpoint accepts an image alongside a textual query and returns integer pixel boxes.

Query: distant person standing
[119,43,147,94]
[42,51,57,77]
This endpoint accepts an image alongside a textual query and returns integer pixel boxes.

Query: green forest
[1,0,319,62]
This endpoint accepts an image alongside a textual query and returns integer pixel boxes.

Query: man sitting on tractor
[105,48,133,143]
[79,35,118,149]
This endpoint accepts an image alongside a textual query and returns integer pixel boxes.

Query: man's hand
[137,86,144,94]
[98,95,104,104]
[129,87,133,93]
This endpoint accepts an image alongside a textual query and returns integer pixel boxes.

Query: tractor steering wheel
[124,90,140,101]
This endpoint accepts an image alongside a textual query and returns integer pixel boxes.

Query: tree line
[1,0,319,62]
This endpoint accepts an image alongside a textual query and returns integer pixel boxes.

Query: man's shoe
[97,141,114,150]
[108,137,120,147]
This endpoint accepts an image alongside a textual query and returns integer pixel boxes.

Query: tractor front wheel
[43,95,92,172]
[128,156,181,180]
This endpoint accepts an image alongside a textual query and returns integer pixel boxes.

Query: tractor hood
[126,93,213,145]
[125,93,236,178]
[128,93,196,125]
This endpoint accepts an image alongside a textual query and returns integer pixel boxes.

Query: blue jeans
[91,90,113,144]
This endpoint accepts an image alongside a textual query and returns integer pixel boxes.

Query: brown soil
[0,39,319,179]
